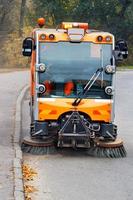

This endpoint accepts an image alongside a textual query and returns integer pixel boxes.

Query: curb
[13,85,30,200]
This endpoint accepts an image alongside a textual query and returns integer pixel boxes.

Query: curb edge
[13,85,30,200]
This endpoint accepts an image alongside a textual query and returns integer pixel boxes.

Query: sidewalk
[0,71,29,199]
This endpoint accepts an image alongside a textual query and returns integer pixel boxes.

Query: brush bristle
[21,143,56,155]
[21,142,126,158]
[87,145,126,158]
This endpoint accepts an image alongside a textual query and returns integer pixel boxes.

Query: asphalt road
[22,71,133,200]
[0,70,29,200]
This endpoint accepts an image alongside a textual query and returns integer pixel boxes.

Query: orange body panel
[30,50,36,97]
[38,31,113,44]
[38,98,112,122]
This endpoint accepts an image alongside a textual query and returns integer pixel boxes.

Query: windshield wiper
[72,67,104,106]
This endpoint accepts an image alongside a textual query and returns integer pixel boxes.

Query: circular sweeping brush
[21,136,56,155]
[87,138,126,158]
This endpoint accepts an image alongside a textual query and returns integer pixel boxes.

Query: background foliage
[0,0,132,67]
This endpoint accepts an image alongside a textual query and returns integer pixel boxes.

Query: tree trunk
[118,0,131,17]
[19,0,26,36]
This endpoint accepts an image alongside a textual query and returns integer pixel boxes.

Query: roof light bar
[61,22,89,30]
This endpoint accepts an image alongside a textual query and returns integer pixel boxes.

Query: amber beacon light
[37,18,45,28]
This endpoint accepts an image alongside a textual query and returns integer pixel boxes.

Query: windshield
[38,42,112,99]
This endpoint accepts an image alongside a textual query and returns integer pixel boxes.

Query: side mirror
[22,37,34,57]
[114,40,128,61]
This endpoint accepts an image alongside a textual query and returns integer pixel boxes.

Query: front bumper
[31,111,117,148]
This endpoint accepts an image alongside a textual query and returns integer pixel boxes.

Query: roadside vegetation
[0,0,132,68]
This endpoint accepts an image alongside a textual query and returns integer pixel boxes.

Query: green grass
[124,66,133,69]
[117,66,133,70]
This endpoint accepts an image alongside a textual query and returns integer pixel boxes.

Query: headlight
[105,86,114,95]
[40,34,46,40]
[97,35,103,42]
[36,63,46,72]
[49,34,55,40]
[105,65,115,74]
[105,36,112,42]
[36,84,46,94]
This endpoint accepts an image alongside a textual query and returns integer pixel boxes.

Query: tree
[0,0,14,32]
[19,0,27,36]
[27,0,133,64]
[32,0,79,26]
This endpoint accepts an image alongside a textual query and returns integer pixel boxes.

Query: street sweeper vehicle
[22,18,128,157]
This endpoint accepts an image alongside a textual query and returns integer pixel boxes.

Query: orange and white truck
[22,19,128,157]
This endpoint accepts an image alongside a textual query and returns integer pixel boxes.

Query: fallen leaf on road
[24,184,38,193]
[22,164,37,181]
[25,194,32,200]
